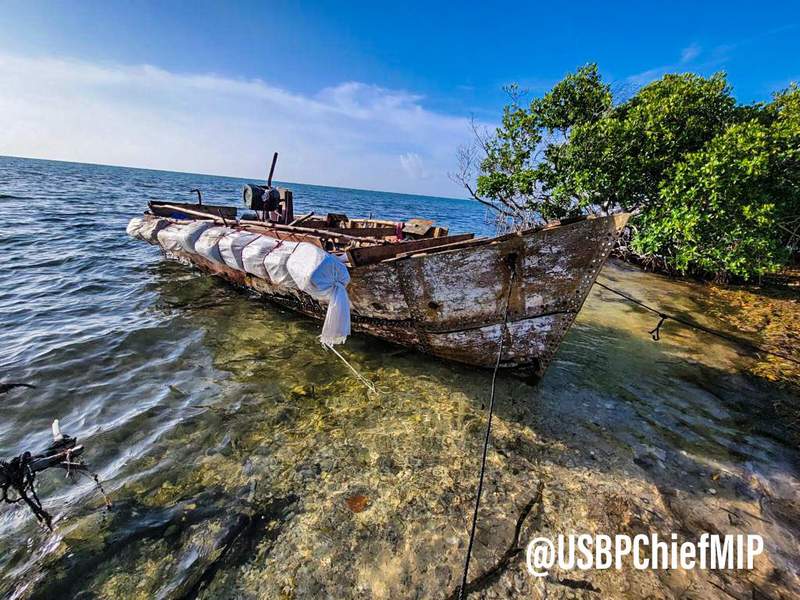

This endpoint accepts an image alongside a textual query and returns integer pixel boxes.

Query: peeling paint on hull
[152,213,629,377]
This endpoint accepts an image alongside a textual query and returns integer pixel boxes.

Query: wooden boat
[134,190,629,378]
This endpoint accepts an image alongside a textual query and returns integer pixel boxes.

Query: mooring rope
[593,280,800,366]
[458,264,517,600]
[323,343,378,394]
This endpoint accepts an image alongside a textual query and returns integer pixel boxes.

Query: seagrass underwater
[1,156,799,598]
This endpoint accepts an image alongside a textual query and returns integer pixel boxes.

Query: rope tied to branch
[648,314,668,341]
[1,419,110,530]
[594,280,800,366]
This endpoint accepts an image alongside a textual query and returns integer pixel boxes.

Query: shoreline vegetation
[455,64,800,284]
[455,64,800,433]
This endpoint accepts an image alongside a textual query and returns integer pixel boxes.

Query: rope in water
[458,265,517,600]
[593,280,800,366]
[324,343,378,394]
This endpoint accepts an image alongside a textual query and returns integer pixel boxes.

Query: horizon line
[0,154,472,203]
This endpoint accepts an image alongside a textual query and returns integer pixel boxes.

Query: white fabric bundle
[157,224,185,253]
[241,236,281,279]
[287,242,351,346]
[137,218,171,244]
[176,221,215,253]
[264,241,299,287]
[194,226,232,264]
[219,231,260,271]
[126,217,145,239]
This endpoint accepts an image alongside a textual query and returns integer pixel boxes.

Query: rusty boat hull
[144,212,629,377]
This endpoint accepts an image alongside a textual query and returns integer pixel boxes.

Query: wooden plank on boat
[388,235,491,260]
[242,226,324,247]
[347,233,475,266]
[239,219,391,245]
[146,204,391,247]
[403,218,434,236]
[326,226,398,238]
[149,201,237,220]
[289,212,314,226]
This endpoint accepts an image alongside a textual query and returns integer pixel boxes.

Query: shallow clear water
[1,156,798,599]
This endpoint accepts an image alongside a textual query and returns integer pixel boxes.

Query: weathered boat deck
[137,207,629,377]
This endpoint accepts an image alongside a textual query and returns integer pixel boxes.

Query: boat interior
[147,198,486,267]
[147,195,596,268]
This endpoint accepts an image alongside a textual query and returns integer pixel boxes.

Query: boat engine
[242,153,294,224]
[242,184,280,211]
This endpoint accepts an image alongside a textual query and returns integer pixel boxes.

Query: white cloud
[625,43,707,89]
[680,43,701,64]
[399,152,428,180]
[0,52,479,197]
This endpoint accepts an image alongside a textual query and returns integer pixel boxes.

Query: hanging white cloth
[286,242,351,346]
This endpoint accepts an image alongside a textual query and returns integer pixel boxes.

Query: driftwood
[0,382,36,395]
[1,421,107,530]
[0,443,85,488]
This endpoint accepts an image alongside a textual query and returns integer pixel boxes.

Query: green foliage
[567,73,737,212]
[476,64,611,221]
[633,120,783,278]
[472,66,800,280]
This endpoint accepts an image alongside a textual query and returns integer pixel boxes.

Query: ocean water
[1,155,799,599]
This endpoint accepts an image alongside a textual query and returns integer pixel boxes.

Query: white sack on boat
[264,241,299,287]
[137,218,171,244]
[126,217,145,239]
[241,235,281,279]
[287,242,351,346]
[219,231,261,271]
[194,226,232,264]
[176,221,215,253]
[157,224,185,253]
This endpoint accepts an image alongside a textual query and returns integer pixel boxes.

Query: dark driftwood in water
[0,431,96,530]
[0,443,84,488]
[0,382,36,395]
[447,480,546,600]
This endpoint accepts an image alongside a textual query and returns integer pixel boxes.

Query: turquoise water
[1,156,798,598]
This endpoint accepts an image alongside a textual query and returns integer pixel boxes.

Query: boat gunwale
[144,202,630,267]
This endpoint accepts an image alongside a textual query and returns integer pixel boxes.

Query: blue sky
[1,1,798,196]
